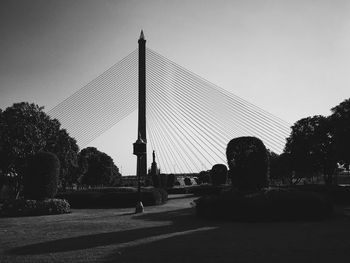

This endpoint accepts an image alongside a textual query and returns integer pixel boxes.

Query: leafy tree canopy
[0,102,79,193]
[284,115,336,182]
[78,147,121,187]
[330,98,350,166]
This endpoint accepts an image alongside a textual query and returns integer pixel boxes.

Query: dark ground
[1,194,350,263]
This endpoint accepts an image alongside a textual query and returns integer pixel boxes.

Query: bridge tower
[137,30,147,178]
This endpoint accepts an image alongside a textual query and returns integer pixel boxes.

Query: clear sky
[1,0,349,175]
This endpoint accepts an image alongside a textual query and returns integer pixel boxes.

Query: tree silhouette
[78,147,121,187]
[47,129,79,190]
[0,102,78,196]
[198,170,210,184]
[284,115,336,184]
[268,150,293,184]
[210,164,227,186]
[226,136,269,190]
[23,152,60,200]
[330,98,350,168]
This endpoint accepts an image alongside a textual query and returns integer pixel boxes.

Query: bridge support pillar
[137,30,147,181]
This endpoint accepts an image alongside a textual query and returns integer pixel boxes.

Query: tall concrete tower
[137,30,147,177]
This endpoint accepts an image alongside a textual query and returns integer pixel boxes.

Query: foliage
[166,174,176,188]
[184,177,192,186]
[151,173,160,188]
[195,188,333,221]
[330,98,350,167]
[57,187,167,208]
[78,147,121,187]
[211,164,227,186]
[190,184,229,196]
[268,151,293,183]
[166,187,191,194]
[159,174,168,188]
[284,115,336,184]
[1,198,70,217]
[198,170,211,184]
[69,186,137,193]
[0,102,79,195]
[23,152,60,200]
[287,184,350,205]
[151,173,167,188]
[48,129,79,190]
[226,136,269,190]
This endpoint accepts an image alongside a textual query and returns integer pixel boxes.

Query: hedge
[226,136,269,190]
[286,184,350,205]
[195,188,333,222]
[211,164,228,186]
[0,198,70,217]
[190,184,230,196]
[57,187,167,208]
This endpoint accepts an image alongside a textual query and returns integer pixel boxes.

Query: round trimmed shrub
[226,136,269,190]
[198,170,210,184]
[211,164,228,186]
[23,152,60,200]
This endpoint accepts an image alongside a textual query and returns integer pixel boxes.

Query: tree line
[270,98,350,184]
[0,102,121,197]
[1,97,349,196]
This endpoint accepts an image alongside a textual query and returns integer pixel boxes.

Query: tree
[330,98,350,167]
[210,164,227,185]
[226,136,269,190]
[184,177,192,186]
[284,115,336,184]
[47,129,79,190]
[268,150,293,185]
[23,152,60,200]
[78,147,121,187]
[198,170,211,184]
[0,102,79,195]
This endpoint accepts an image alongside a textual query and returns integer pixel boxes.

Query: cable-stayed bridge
[48,33,291,174]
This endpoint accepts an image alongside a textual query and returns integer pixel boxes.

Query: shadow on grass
[103,211,350,263]
[7,206,350,263]
[6,207,215,256]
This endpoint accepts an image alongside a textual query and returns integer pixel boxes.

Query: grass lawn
[1,194,350,263]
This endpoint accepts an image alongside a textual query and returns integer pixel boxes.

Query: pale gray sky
[1,0,349,174]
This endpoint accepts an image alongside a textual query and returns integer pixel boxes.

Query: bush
[57,187,168,208]
[198,170,210,184]
[1,198,70,217]
[211,164,228,186]
[184,177,192,186]
[23,152,60,200]
[195,188,333,221]
[190,184,230,196]
[165,184,230,196]
[226,136,269,190]
[166,187,190,194]
[64,187,137,193]
[167,174,176,188]
[287,184,350,205]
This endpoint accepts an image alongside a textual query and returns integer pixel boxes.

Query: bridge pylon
[136,30,147,178]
